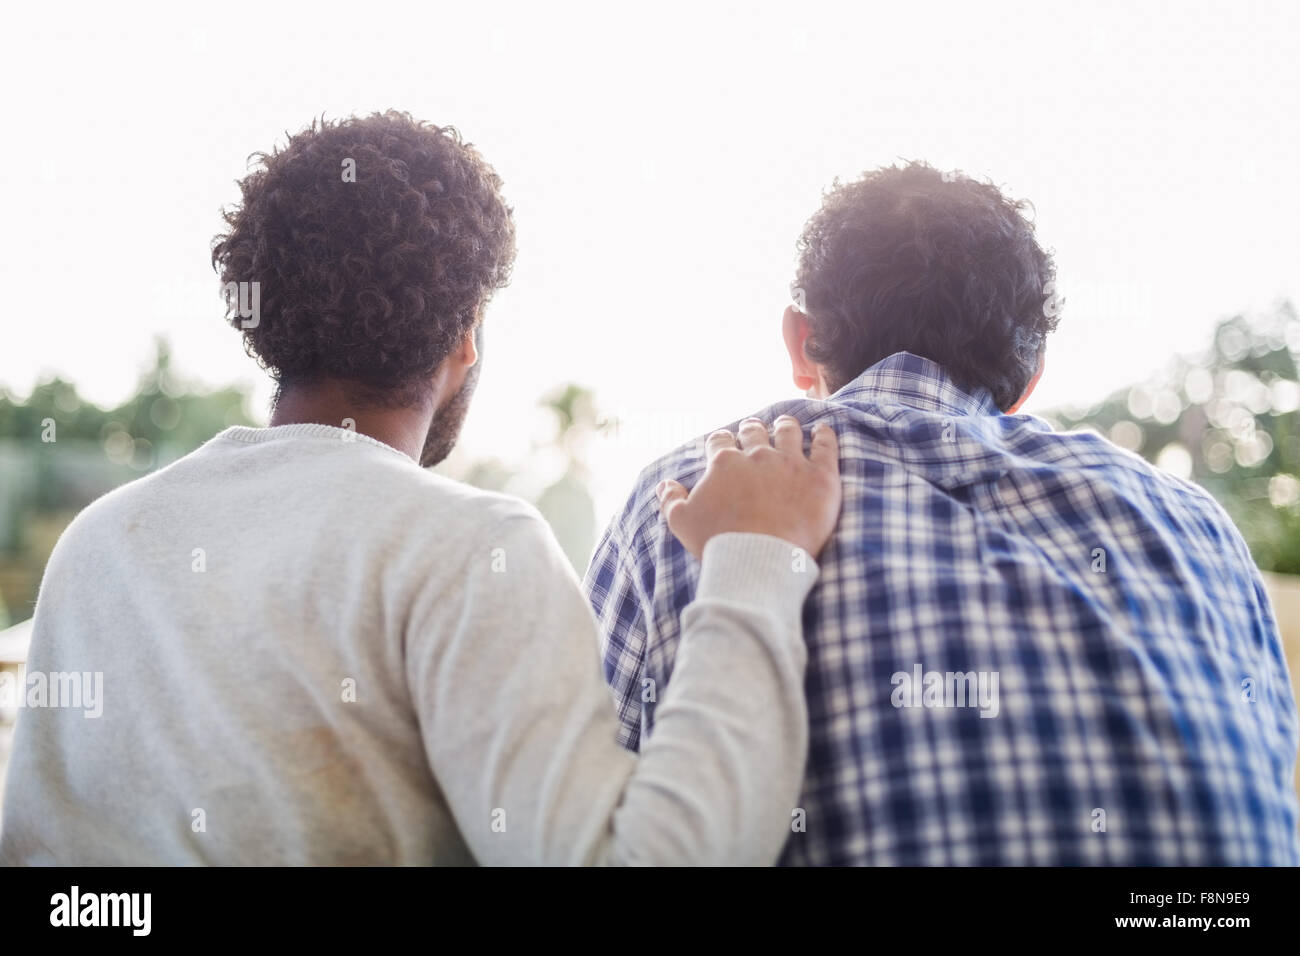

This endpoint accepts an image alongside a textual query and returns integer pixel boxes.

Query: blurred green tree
[1045,301,1300,573]
[0,338,257,621]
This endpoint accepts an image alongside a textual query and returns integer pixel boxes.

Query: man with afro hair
[1,112,843,866]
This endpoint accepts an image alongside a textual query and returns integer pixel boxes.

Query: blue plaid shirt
[584,352,1300,865]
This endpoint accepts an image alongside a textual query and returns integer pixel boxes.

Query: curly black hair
[793,161,1059,411]
[212,110,515,404]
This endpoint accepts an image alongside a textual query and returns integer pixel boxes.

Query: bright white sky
[2,0,1297,519]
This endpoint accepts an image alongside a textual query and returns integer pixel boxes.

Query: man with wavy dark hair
[587,161,1299,866]
[0,111,845,865]
[788,163,1057,412]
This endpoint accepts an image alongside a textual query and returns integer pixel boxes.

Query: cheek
[432,365,469,412]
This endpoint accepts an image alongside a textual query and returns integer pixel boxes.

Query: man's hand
[657,416,842,560]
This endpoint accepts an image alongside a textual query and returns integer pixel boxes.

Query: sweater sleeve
[406,508,816,865]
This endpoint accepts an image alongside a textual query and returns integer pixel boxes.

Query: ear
[430,326,481,405]
[1006,350,1045,414]
[449,327,480,374]
[782,306,821,393]
[455,326,480,369]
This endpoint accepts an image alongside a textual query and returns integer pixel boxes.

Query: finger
[656,479,688,513]
[657,480,698,552]
[705,429,739,464]
[737,418,770,452]
[809,422,840,472]
[772,415,804,455]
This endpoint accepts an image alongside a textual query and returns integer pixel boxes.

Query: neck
[269,380,431,461]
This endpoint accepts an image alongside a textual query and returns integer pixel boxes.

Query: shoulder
[53,430,552,563]
[1012,418,1253,549]
[1033,420,1224,508]
[44,464,168,560]
[605,395,838,553]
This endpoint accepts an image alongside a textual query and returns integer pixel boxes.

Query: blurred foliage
[1045,301,1300,573]
[0,339,256,621]
[540,383,597,437]
[0,338,254,456]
